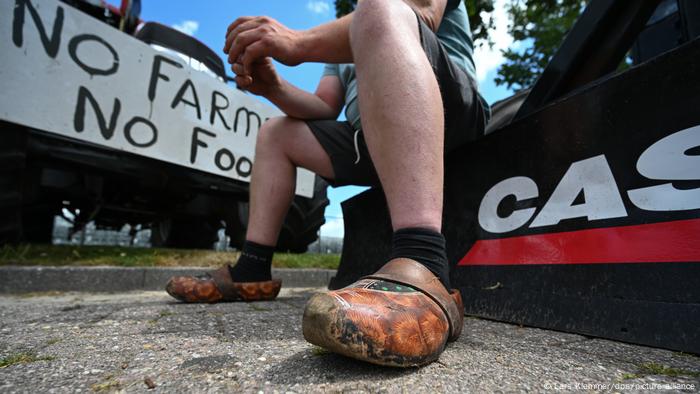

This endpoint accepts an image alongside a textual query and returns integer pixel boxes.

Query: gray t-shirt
[323,0,478,130]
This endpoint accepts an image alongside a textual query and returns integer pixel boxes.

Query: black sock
[228,241,274,282]
[389,227,450,289]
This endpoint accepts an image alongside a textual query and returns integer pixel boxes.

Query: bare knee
[350,0,415,47]
[256,116,290,158]
[256,116,314,164]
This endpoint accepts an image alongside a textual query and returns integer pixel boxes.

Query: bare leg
[350,0,444,233]
[164,117,332,298]
[302,3,454,362]
[245,116,334,246]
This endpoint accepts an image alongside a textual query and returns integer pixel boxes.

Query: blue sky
[140,0,515,238]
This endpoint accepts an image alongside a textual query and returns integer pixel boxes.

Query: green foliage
[466,0,495,47]
[334,0,356,18]
[495,0,587,90]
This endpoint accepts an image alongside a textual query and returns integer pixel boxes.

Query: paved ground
[0,289,698,393]
[0,267,337,293]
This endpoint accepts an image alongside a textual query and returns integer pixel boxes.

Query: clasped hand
[223,16,303,95]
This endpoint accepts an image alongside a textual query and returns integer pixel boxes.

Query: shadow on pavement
[264,348,420,385]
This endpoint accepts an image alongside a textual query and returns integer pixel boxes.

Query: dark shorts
[307,13,489,187]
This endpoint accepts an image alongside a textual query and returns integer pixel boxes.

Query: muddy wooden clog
[302,258,464,367]
[165,265,282,303]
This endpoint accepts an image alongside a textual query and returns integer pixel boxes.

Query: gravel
[0,289,698,393]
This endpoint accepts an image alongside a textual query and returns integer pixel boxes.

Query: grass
[18,291,64,298]
[248,304,271,312]
[0,244,340,269]
[148,310,176,324]
[271,253,340,269]
[91,379,122,392]
[674,351,700,360]
[310,346,331,356]
[0,352,55,368]
[619,362,700,381]
[637,362,700,378]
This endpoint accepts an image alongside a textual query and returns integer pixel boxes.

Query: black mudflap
[332,39,700,353]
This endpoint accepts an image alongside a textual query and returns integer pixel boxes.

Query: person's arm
[232,58,344,120]
[297,14,353,64]
[222,14,352,71]
[223,0,448,72]
[267,76,345,120]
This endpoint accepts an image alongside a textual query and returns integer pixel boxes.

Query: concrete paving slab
[0,290,698,393]
[0,267,337,293]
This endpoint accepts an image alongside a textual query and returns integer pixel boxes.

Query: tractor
[0,0,329,252]
[332,0,700,354]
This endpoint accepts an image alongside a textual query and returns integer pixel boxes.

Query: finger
[252,57,273,69]
[227,16,257,35]
[225,17,253,39]
[234,75,253,88]
[227,29,263,65]
[241,41,269,75]
[230,18,265,43]
[224,16,254,53]
[224,18,262,54]
[224,31,234,55]
[232,62,246,76]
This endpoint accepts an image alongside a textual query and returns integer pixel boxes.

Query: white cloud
[307,0,331,15]
[320,216,344,238]
[172,20,200,36]
[473,0,513,83]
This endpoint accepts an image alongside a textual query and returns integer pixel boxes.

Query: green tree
[334,0,356,18]
[465,0,495,47]
[495,0,586,90]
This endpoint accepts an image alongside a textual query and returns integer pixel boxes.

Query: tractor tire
[0,179,23,245]
[150,217,221,249]
[226,176,330,253]
[277,177,330,253]
[21,204,57,244]
[0,128,26,245]
[223,203,248,251]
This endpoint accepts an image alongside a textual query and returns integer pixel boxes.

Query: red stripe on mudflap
[459,218,700,266]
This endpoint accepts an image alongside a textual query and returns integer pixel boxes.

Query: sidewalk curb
[0,266,336,293]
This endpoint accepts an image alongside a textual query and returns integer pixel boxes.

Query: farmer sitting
[165,0,490,366]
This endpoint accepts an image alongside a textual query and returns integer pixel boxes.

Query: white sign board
[0,0,316,197]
